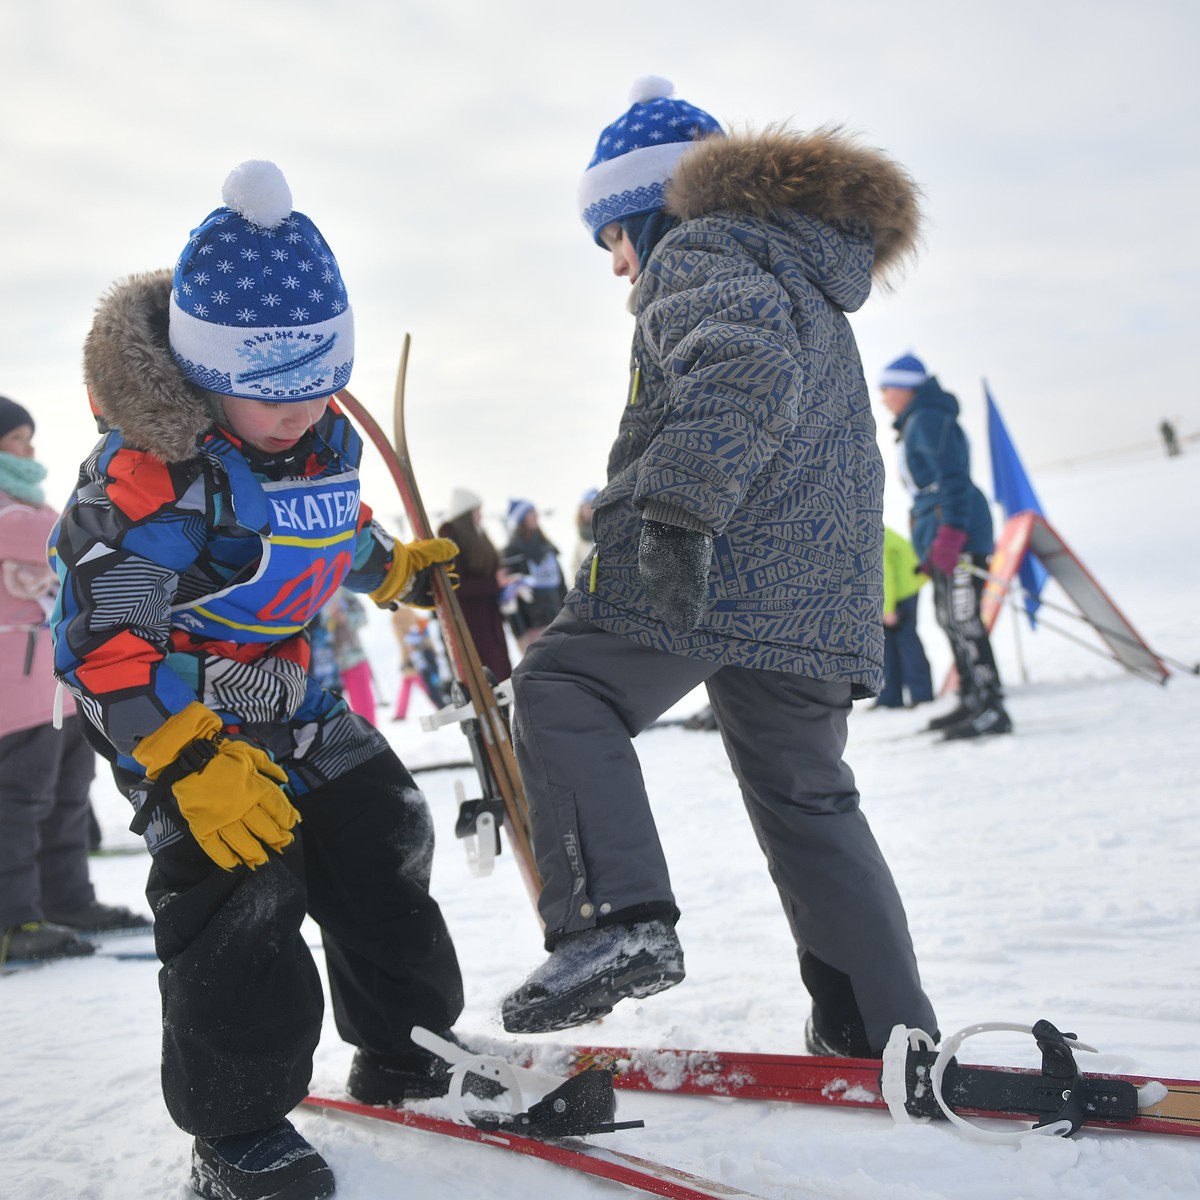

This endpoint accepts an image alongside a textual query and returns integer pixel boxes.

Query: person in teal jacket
[879,354,1011,739]
[876,527,933,708]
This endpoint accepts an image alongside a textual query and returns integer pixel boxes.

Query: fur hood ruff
[665,127,921,283]
[83,270,215,464]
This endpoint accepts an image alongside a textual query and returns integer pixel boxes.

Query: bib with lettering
[173,468,361,643]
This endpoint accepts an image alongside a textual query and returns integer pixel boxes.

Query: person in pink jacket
[0,395,148,964]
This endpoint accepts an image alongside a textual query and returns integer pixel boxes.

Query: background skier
[877,353,1011,739]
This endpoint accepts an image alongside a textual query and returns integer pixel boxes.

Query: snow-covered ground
[6,448,1199,1200]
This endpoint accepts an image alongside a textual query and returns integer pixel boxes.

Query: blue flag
[985,382,1048,623]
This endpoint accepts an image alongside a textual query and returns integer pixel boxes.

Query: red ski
[302,1094,774,1200]
[506,1033,1200,1139]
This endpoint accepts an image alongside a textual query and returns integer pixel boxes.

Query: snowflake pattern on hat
[169,163,354,402]
[577,78,723,245]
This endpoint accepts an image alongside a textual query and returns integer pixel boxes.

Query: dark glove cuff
[640,500,713,535]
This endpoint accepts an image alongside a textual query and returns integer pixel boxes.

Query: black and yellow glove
[369,536,459,608]
[132,702,299,871]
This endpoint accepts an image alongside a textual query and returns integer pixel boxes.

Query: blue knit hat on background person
[878,353,929,390]
[577,76,723,246]
[0,395,35,440]
[168,160,354,402]
[507,498,535,530]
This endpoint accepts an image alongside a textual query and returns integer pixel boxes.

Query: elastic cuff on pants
[543,901,680,952]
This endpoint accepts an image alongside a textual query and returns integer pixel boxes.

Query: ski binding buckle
[882,1018,1140,1144]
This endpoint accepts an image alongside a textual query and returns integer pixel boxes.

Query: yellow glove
[369,537,459,607]
[132,702,299,871]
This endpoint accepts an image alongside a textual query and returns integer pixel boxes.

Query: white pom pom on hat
[221,160,293,230]
[629,75,675,104]
[169,160,354,402]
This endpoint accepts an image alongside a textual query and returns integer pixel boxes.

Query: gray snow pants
[511,611,937,1053]
[0,718,97,927]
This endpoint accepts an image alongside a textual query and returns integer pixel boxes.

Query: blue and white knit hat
[577,76,723,246]
[507,498,535,530]
[168,161,354,402]
[878,353,928,390]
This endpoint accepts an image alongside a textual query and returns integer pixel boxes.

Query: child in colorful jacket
[51,162,463,1200]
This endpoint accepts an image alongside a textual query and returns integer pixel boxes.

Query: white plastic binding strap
[928,1022,1098,1145]
[454,779,497,877]
[880,1024,937,1125]
[410,1026,566,1127]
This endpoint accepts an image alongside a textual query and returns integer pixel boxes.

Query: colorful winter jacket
[49,271,393,792]
[892,376,995,560]
[570,129,922,694]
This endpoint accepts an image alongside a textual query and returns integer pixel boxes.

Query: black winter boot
[46,900,151,933]
[346,1030,507,1106]
[940,700,1013,741]
[923,700,975,732]
[2,922,95,962]
[190,1119,334,1200]
[501,919,685,1034]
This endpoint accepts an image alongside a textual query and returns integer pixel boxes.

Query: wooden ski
[336,337,542,912]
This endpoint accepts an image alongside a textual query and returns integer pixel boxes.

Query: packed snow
[5,447,1198,1199]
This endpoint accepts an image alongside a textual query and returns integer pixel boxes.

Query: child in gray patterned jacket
[501,77,939,1057]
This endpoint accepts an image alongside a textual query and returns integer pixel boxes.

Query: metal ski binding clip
[882,1018,1142,1145]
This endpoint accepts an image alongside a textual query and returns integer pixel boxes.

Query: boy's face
[879,387,915,419]
[599,223,640,284]
[0,424,34,458]
[219,394,331,453]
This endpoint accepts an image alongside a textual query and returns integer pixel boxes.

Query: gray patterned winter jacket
[568,129,922,695]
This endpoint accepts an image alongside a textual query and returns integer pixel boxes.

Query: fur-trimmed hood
[83,270,215,464]
[665,127,921,283]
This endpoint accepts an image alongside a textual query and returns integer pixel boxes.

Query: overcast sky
[2,0,1196,549]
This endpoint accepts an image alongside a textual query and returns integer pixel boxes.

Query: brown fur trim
[82,271,213,463]
[664,127,922,283]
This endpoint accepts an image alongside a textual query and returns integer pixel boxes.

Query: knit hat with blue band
[168,161,354,402]
[507,498,535,529]
[578,76,723,246]
[878,353,928,389]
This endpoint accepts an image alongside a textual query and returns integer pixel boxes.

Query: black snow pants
[931,553,1003,703]
[144,747,464,1138]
